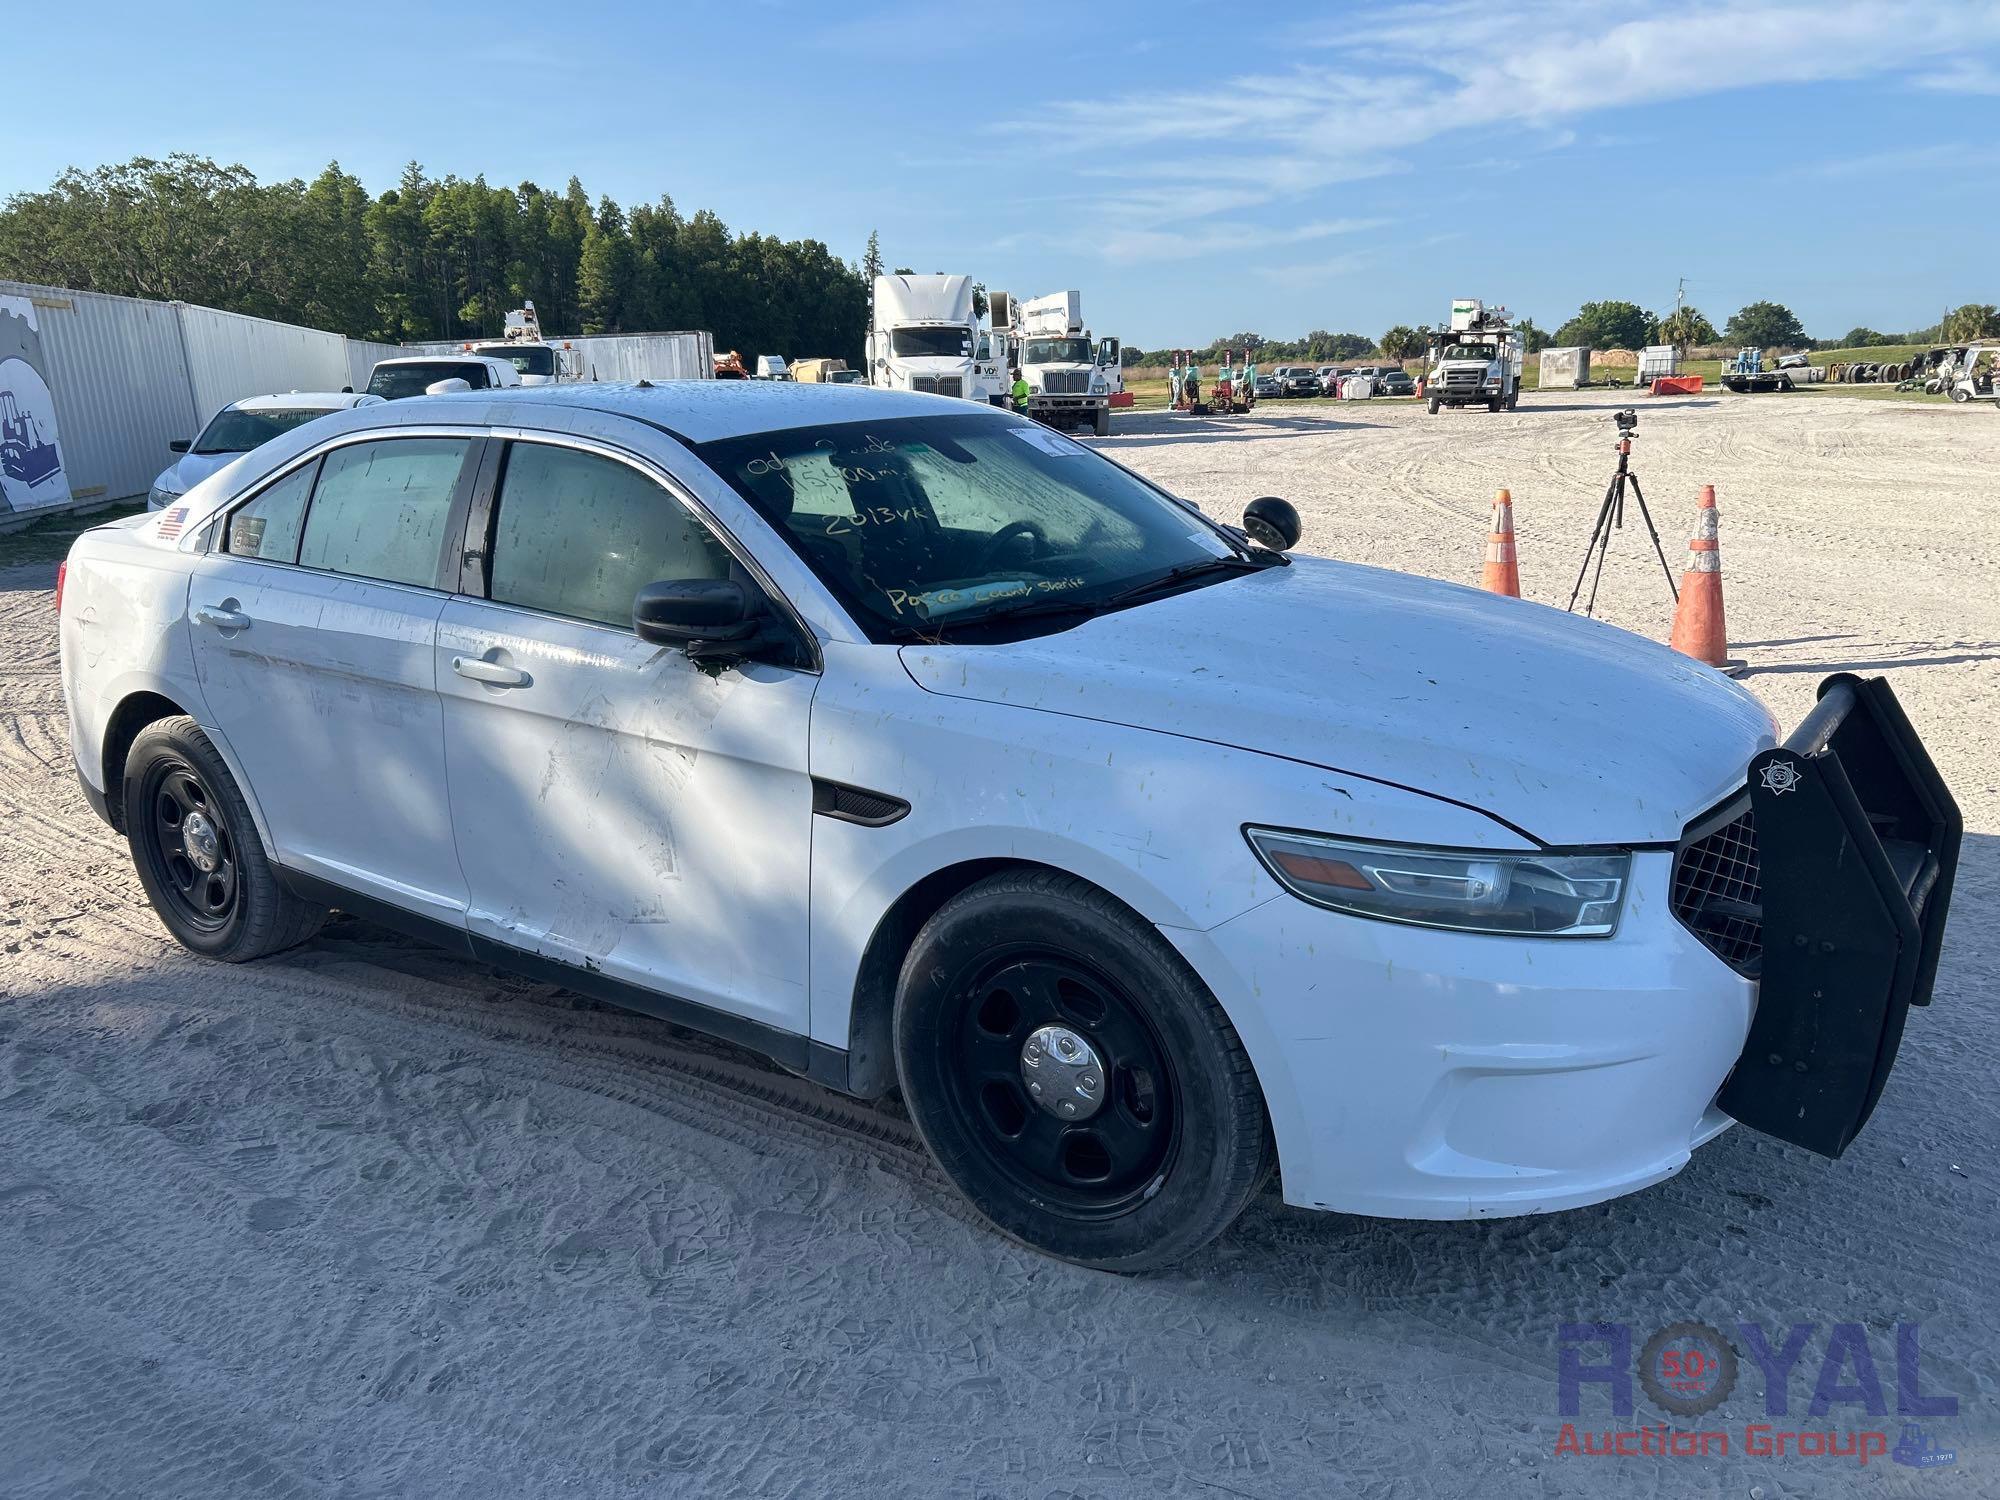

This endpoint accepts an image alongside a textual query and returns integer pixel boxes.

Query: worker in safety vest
[1010,369,1031,413]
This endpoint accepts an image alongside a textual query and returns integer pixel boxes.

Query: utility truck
[867,274,1007,405]
[1008,290,1117,435]
[1424,299,1524,413]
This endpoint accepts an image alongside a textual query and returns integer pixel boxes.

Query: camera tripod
[1565,416,1679,618]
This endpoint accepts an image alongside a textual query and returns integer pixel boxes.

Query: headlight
[147,482,183,511]
[1244,828,1629,937]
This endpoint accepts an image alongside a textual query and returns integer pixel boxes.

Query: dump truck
[1424,299,1524,413]
[1009,290,1117,434]
[866,274,1007,405]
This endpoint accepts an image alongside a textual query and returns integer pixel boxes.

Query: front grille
[1442,368,1484,392]
[1043,370,1090,394]
[1671,804,1764,972]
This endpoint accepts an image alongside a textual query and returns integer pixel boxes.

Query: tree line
[0,155,870,362]
[1132,299,2000,368]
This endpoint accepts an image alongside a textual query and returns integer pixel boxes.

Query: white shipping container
[401,330,715,384]
[177,303,352,422]
[2,279,430,522]
[1,280,199,516]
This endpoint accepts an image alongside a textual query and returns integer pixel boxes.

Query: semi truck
[866,274,1007,405]
[1008,290,1117,435]
[1424,299,1524,413]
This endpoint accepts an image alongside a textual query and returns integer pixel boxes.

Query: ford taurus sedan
[57,382,1959,1269]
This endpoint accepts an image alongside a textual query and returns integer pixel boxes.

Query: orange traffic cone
[1668,485,1742,672]
[1481,489,1520,596]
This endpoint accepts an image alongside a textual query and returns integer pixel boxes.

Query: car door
[185,433,481,924]
[435,435,819,1038]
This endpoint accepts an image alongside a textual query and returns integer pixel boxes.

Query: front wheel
[1427,396,1441,415]
[124,716,326,961]
[894,871,1272,1271]
[1093,406,1111,437]
[1951,385,1971,403]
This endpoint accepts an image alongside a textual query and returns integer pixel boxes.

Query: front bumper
[1168,674,1958,1220]
[1169,850,1754,1218]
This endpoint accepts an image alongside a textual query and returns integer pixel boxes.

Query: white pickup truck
[56,381,1959,1268]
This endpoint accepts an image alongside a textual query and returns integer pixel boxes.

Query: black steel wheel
[138,756,240,934]
[947,952,1179,1219]
[123,716,326,961]
[895,870,1272,1270]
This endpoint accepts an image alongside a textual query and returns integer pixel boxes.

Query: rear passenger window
[225,462,315,562]
[489,443,732,629]
[298,438,471,589]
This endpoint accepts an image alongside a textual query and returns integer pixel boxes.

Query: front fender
[805,641,1529,1053]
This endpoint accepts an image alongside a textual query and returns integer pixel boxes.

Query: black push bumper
[1704,674,1961,1157]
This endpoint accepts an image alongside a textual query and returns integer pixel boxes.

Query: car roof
[415,379,996,444]
[228,392,375,411]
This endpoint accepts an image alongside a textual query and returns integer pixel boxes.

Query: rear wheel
[124,717,325,961]
[894,871,1271,1270]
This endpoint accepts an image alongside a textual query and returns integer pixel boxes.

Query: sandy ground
[1,389,1994,1497]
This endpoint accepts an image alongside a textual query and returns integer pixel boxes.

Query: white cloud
[1008,1,2000,261]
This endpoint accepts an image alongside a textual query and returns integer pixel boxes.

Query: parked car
[754,354,791,381]
[364,355,523,401]
[147,392,384,510]
[1371,366,1417,397]
[1251,372,1284,401]
[827,368,867,385]
[1315,365,1350,395]
[59,382,1958,1270]
[1275,365,1321,398]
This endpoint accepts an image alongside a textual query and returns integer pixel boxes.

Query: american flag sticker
[157,505,189,540]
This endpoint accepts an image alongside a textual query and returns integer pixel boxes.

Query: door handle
[452,655,531,688]
[193,602,250,631]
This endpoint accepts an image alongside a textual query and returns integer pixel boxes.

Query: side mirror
[634,578,775,664]
[169,439,191,454]
[1243,496,1302,552]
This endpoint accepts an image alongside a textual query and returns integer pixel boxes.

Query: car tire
[123,716,327,962]
[893,869,1273,1271]
[1094,406,1111,437]
[1427,397,1441,415]
[1951,385,1970,403]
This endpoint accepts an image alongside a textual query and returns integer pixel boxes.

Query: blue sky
[9,1,1996,347]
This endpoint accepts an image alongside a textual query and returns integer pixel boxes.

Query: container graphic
[0,296,71,513]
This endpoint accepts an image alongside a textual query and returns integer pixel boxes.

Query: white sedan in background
[146,392,383,510]
[60,382,1959,1268]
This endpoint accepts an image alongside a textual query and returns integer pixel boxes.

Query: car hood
[154,451,237,499]
[897,556,1777,846]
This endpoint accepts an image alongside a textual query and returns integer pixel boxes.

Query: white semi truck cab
[867,275,1006,405]
[1425,298,1524,413]
[1006,290,1118,435]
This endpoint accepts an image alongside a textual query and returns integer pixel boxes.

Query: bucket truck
[1008,291,1118,435]
[1423,298,1524,414]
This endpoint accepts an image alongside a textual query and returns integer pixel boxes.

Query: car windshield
[1442,344,1498,361]
[696,412,1245,642]
[365,361,490,399]
[474,344,555,376]
[192,405,340,455]
[890,326,971,359]
[1025,338,1093,365]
